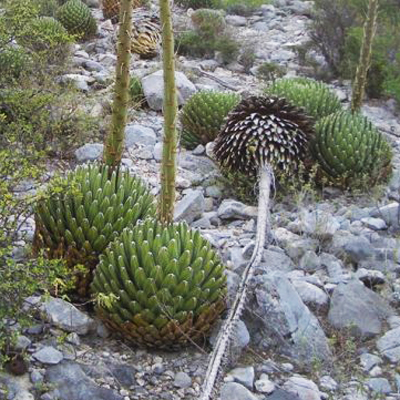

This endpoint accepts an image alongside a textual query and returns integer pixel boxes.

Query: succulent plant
[91,218,227,348]
[56,0,97,40]
[34,163,155,296]
[100,0,144,23]
[180,90,241,149]
[131,10,161,59]
[214,95,315,176]
[265,77,343,121]
[311,111,392,184]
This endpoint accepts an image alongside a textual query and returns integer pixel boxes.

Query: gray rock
[367,378,392,394]
[205,185,223,198]
[125,124,157,147]
[283,377,320,400]
[191,216,212,229]
[328,280,395,337]
[209,319,250,351]
[291,280,329,308]
[360,353,382,371]
[258,249,295,273]
[361,217,387,230]
[287,0,314,15]
[42,298,95,335]
[320,253,344,278]
[319,376,338,391]
[298,251,321,272]
[246,271,331,366]
[142,70,196,111]
[61,74,93,91]
[14,391,34,400]
[284,238,319,262]
[370,202,400,229]
[173,372,191,389]
[219,382,258,400]
[254,374,275,393]
[291,210,340,239]
[74,143,104,162]
[267,389,301,400]
[225,15,247,26]
[15,335,32,351]
[342,236,374,263]
[377,326,400,362]
[110,364,137,387]
[153,142,163,161]
[174,190,205,224]
[84,60,104,72]
[45,361,123,400]
[33,347,63,365]
[269,49,296,63]
[31,369,44,384]
[227,366,254,390]
[217,200,257,220]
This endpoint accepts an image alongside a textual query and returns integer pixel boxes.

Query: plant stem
[200,164,274,400]
[103,0,133,169]
[350,0,379,113]
[158,0,178,225]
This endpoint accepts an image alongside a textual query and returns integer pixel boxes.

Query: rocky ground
[2,0,400,399]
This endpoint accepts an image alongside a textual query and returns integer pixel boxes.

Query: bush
[216,0,271,16]
[311,0,400,103]
[129,75,146,106]
[256,61,286,81]
[175,0,215,9]
[191,8,226,39]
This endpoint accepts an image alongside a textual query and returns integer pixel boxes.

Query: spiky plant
[351,0,379,113]
[103,0,133,169]
[56,0,97,40]
[312,111,392,185]
[131,10,161,59]
[34,164,155,297]
[100,0,144,23]
[158,0,178,225]
[180,91,241,149]
[202,96,314,400]
[91,218,227,348]
[265,77,342,121]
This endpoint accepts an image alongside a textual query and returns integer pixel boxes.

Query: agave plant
[265,77,342,121]
[101,0,144,23]
[91,218,226,348]
[56,0,97,40]
[312,111,392,185]
[214,95,315,175]
[202,96,314,400]
[180,90,241,149]
[131,10,161,59]
[34,164,155,296]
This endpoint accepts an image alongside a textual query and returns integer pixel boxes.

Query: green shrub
[311,111,392,187]
[191,8,226,39]
[33,0,60,17]
[256,61,286,81]
[265,77,343,120]
[175,0,214,9]
[311,0,400,103]
[129,75,146,106]
[217,0,271,16]
[0,46,31,80]
[180,90,241,149]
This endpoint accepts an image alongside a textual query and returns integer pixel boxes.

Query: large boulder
[141,70,196,111]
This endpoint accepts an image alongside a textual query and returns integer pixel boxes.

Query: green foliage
[180,90,241,149]
[265,77,343,120]
[34,164,156,296]
[0,46,31,79]
[92,218,227,348]
[238,45,256,73]
[129,75,145,106]
[56,0,97,40]
[33,0,60,17]
[312,0,400,103]
[175,0,215,9]
[0,149,73,367]
[216,0,271,16]
[311,111,392,186]
[191,8,226,39]
[176,7,239,63]
[256,61,286,81]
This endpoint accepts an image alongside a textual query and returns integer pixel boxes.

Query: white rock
[283,376,321,400]
[254,374,275,394]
